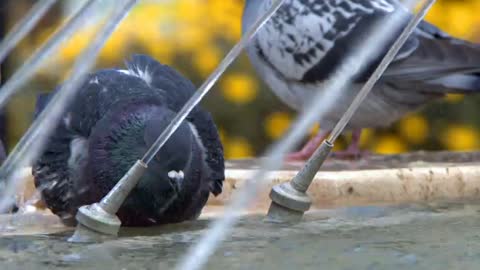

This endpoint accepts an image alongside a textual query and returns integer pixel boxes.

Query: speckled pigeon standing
[32,54,224,226]
[243,0,480,160]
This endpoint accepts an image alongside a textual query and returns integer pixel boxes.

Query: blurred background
[0,0,479,159]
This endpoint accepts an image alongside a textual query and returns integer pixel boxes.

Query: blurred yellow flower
[425,2,447,29]
[132,3,174,21]
[175,0,206,24]
[207,0,243,41]
[332,140,345,151]
[426,1,478,39]
[176,25,211,51]
[34,25,58,46]
[265,112,291,139]
[373,135,408,154]
[398,114,429,145]
[58,28,96,62]
[225,137,254,159]
[193,44,222,76]
[218,127,227,145]
[221,73,258,104]
[443,2,477,39]
[444,93,464,103]
[146,42,175,65]
[309,123,320,137]
[441,125,479,151]
[99,29,129,64]
[358,128,373,147]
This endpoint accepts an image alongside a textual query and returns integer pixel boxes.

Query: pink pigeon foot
[286,130,330,161]
[330,129,370,160]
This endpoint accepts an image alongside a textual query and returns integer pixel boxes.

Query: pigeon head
[141,109,194,191]
[87,101,203,225]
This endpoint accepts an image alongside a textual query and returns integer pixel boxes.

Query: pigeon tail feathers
[425,72,480,93]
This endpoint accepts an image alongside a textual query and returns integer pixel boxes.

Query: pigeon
[242,0,480,160]
[32,54,225,226]
[0,140,5,164]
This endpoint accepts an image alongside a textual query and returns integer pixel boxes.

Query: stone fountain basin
[216,151,480,210]
[1,151,480,269]
[6,150,480,234]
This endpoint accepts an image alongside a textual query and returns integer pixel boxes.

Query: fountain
[0,0,479,270]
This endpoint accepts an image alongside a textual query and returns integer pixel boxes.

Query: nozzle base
[69,203,121,243]
[265,182,312,223]
[265,201,305,224]
[67,222,111,243]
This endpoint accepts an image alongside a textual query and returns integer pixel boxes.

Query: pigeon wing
[382,21,480,91]
[252,0,413,84]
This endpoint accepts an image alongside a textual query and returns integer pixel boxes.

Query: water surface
[1,203,479,270]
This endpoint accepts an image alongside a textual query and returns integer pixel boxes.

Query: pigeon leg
[286,129,331,161]
[330,129,370,160]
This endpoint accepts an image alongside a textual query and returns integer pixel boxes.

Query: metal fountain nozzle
[266,140,333,223]
[68,160,147,243]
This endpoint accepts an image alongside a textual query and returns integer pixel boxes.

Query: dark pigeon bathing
[32,54,225,226]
